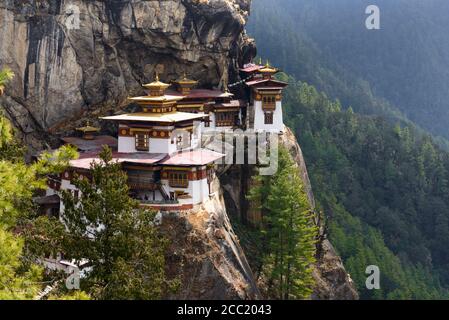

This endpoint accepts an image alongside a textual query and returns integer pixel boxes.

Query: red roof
[167,89,233,100]
[68,149,224,169]
[69,152,167,169]
[62,135,118,152]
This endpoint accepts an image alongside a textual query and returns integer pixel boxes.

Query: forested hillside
[248,0,449,299]
[281,73,449,299]
[248,0,449,144]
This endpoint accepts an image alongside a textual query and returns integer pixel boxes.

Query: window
[176,135,183,150]
[264,112,274,125]
[169,172,189,188]
[135,133,149,151]
[262,95,276,110]
[216,112,236,127]
[204,116,211,128]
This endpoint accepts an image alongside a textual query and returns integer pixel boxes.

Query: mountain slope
[282,74,449,299]
[248,0,449,144]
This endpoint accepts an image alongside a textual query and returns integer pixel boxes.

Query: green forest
[281,73,449,299]
[248,0,449,299]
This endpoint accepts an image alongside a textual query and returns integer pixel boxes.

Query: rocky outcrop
[161,179,260,300]
[220,127,359,300]
[0,0,255,151]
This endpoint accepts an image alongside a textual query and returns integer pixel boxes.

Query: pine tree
[250,146,318,299]
[0,67,13,97]
[0,67,82,299]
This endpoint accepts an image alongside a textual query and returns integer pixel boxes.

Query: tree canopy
[246,146,318,299]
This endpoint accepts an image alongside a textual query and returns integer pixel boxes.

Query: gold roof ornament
[175,72,198,86]
[224,79,230,93]
[143,72,171,96]
[131,73,184,110]
[259,60,278,74]
[76,121,100,140]
[76,121,100,133]
[173,72,198,95]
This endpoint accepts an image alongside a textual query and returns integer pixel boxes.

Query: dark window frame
[264,112,274,125]
[135,132,149,151]
[169,172,189,188]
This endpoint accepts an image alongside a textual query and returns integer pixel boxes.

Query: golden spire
[143,73,170,96]
[76,120,100,140]
[174,72,198,95]
[76,120,99,132]
[259,60,278,76]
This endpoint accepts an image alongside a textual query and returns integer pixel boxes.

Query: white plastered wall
[253,100,284,132]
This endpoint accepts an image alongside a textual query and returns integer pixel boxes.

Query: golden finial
[266,59,270,67]
[259,57,262,65]
[155,72,160,82]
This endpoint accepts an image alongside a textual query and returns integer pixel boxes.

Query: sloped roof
[69,152,168,170]
[68,149,224,170]
[159,149,224,166]
[167,89,233,99]
[61,135,118,152]
[101,112,206,123]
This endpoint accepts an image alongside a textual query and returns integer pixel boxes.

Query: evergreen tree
[250,146,318,299]
[0,67,13,97]
[0,67,83,299]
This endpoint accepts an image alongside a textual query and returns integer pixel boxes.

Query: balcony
[139,199,179,205]
[127,175,159,190]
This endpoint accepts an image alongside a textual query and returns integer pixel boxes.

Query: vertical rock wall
[0,0,255,150]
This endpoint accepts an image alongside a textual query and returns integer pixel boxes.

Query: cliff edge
[161,178,261,299]
[220,127,359,300]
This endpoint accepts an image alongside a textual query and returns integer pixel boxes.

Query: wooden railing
[139,199,179,205]
[127,175,158,190]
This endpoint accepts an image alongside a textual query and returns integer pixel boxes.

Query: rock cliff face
[162,180,260,300]
[0,0,255,151]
